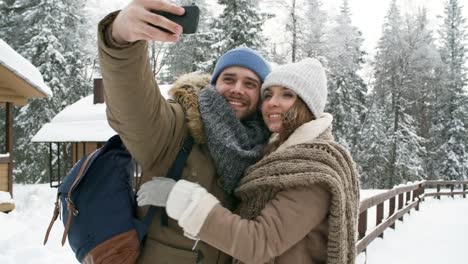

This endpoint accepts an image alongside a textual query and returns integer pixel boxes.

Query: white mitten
[178,185,219,239]
[136,177,176,207]
[166,180,204,220]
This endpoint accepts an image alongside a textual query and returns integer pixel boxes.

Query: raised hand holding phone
[111,0,185,44]
[151,5,200,34]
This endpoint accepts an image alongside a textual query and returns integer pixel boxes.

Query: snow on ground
[1,184,467,263]
[356,196,468,264]
[0,184,76,264]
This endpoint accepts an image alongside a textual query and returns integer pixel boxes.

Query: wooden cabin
[32,79,172,187]
[0,39,53,212]
[32,79,114,187]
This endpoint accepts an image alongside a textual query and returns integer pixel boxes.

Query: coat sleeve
[97,12,186,175]
[198,186,330,264]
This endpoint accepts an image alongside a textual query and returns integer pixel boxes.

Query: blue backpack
[43,134,193,263]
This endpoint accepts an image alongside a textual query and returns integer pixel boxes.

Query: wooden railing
[424,180,468,199]
[357,180,468,254]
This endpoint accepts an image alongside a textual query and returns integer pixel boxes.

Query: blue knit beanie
[210,47,271,84]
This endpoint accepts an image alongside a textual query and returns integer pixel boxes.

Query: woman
[137,58,360,264]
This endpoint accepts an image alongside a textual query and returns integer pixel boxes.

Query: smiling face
[261,86,298,133]
[215,66,261,120]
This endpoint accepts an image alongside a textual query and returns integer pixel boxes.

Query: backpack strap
[143,135,195,227]
[43,194,60,245]
[43,148,100,246]
[62,148,101,245]
[166,135,195,180]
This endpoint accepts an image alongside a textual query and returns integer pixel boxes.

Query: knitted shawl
[234,131,360,264]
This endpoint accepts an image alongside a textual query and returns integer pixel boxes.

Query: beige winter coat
[98,12,231,264]
[196,114,360,264]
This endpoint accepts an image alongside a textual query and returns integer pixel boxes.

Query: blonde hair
[265,97,315,154]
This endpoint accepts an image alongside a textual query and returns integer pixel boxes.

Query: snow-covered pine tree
[300,0,328,59]
[160,0,214,82]
[268,43,288,65]
[61,1,93,100]
[204,0,267,71]
[143,40,169,82]
[432,0,468,180]
[83,0,131,81]
[272,0,305,62]
[372,0,425,188]
[3,0,91,183]
[0,0,33,48]
[325,0,367,152]
[0,0,14,43]
[285,0,301,62]
[402,9,444,179]
[357,96,389,189]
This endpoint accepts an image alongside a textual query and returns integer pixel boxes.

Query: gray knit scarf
[198,86,270,194]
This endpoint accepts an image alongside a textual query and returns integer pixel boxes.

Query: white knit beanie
[261,58,328,118]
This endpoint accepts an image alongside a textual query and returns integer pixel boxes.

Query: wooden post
[49,143,53,188]
[57,142,61,186]
[377,203,384,238]
[74,143,78,164]
[406,191,411,215]
[415,184,422,211]
[5,102,13,198]
[358,211,367,240]
[398,193,404,221]
[421,182,426,202]
[450,184,454,198]
[437,185,441,200]
[61,143,70,186]
[412,187,417,211]
[463,184,466,199]
[93,78,105,104]
[389,196,396,229]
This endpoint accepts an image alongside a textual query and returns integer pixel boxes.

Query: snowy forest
[0,0,467,189]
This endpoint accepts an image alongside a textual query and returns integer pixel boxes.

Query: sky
[1,184,467,263]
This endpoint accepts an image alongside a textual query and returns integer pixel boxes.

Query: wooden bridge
[357,180,468,256]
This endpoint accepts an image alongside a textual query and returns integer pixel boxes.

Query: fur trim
[168,72,211,144]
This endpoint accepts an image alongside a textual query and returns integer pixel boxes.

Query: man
[97,0,271,263]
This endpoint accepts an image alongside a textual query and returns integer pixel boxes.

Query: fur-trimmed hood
[168,72,210,144]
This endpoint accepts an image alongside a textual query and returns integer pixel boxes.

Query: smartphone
[151,5,200,34]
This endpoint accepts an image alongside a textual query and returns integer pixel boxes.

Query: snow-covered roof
[0,39,53,99]
[31,85,172,142]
